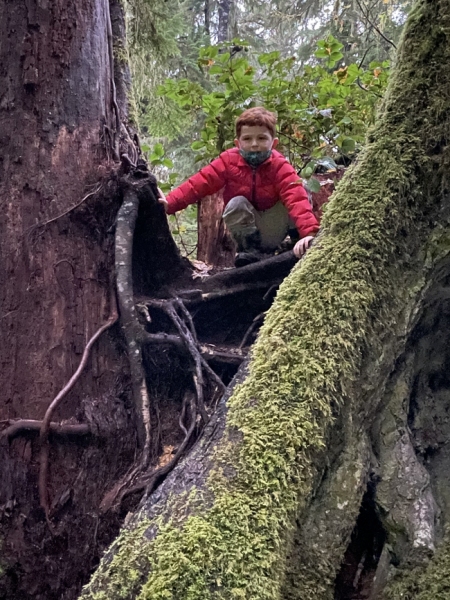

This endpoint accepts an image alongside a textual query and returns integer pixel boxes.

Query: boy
[159,107,319,265]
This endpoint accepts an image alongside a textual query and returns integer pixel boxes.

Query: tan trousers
[222,196,291,251]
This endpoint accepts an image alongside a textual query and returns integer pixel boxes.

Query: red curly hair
[235,107,277,138]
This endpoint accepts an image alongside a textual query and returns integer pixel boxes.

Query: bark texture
[79,1,450,599]
[197,191,235,267]
[0,1,141,597]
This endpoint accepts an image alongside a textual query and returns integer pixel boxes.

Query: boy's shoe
[233,228,265,267]
[232,227,262,253]
[234,252,262,268]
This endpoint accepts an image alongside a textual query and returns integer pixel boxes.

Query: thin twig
[173,213,194,257]
[356,78,383,98]
[39,306,118,519]
[173,298,198,343]
[278,131,311,153]
[200,356,226,392]
[178,393,189,436]
[357,44,373,70]
[165,303,209,425]
[355,0,397,49]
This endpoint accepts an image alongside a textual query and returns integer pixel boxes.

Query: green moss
[385,533,450,599]
[81,1,450,598]
[113,42,129,67]
[80,520,155,599]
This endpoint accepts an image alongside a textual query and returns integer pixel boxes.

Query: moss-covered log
[80,0,450,598]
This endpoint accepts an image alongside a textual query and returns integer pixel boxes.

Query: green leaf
[209,65,223,75]
[191,141,205,151]
[152,143,164,158]
[341,138,356,153]
[304,177,321,193]
[329,51,343,62]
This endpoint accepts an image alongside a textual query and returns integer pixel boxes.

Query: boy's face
[234,125,279,153]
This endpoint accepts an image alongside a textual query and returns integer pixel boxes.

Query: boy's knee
[223,195,253,215]
[222,196,257,230]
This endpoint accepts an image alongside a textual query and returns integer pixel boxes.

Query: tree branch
[355,0,397,50]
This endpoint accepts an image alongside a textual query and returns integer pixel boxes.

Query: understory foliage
[158,37,389,174]
[127,0,407,254]
[80,1,450,598]
[151,36,389,254]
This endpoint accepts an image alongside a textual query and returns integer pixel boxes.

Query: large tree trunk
[0,1,182,598]
[79,1,450,599]
[217,0,232,42]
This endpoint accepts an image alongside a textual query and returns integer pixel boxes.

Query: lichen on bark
[80,0,450,598]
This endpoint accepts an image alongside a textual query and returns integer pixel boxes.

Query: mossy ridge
[384,532,450,600]
[81,1,450,598]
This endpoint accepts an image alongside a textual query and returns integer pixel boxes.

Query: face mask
[239,149,272,167]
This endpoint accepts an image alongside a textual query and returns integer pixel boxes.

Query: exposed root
[123,391,198,503]
[28,184,103,234]
[239,312,266,350]
[147,299,210,424]
[39,307,118,520]
[115,185,151,449]
[1,420,91,441]
[142,332,245,366]
[100,294,227,512]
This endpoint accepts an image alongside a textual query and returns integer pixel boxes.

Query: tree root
[1,420,92,441]
[146,298,224,422]
[29,184,103,232]
[101,180,226,513]
[142,332,245,366]
[115,185,151,451]
[199,250,297,291]
[100,293,226,512]
[239,312,266,350]
[38,307,118,521]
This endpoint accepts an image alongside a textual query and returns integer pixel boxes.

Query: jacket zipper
[251,167,257,205]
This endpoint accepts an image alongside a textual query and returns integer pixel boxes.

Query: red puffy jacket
[166,148,319,238]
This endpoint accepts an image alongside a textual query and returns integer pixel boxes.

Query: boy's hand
[293,236,314,258]
[158,188,168,212]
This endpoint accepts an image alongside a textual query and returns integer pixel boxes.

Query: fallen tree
[79,1,450,598]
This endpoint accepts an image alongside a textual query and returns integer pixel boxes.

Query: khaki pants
[222,196,292,251]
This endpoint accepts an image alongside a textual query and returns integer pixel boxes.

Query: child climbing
[158,107,319,266]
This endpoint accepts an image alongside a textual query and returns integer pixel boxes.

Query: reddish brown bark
[311,170,345,221]
[0,1,136,597]
[0,0,119,420]
[197,191,235,267]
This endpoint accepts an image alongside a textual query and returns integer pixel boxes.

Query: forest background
[125,0,412,255]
